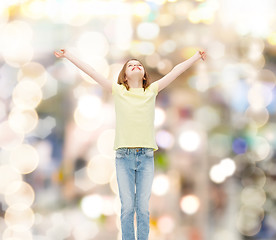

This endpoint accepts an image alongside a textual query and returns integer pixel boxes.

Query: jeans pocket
[116,149,126,159]
[144,149,154,158]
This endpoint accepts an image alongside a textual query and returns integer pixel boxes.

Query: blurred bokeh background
[1,0,276,239]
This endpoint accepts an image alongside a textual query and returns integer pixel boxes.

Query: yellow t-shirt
[112,81,159,151]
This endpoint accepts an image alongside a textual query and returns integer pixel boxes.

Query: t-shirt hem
[114,145,158,151]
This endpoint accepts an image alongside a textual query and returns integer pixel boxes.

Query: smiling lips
[131,67,141,71]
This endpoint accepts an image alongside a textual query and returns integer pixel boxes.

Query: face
[124,60,145,80]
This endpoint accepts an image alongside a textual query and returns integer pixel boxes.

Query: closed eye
[128,64,142,67]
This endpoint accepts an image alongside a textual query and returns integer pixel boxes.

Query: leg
[135,149,155,240]
[116,150,136,240]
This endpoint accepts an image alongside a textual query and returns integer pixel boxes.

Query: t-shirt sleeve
[149,81,159,95]
[112,81,118,95]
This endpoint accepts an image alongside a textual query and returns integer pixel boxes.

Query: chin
[129,72,144,77]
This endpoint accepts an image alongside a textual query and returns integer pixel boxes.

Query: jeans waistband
[117,147,153,154]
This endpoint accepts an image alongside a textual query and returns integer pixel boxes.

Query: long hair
[117,59,151,91]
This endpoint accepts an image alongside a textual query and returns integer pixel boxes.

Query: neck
[127,76,143,88]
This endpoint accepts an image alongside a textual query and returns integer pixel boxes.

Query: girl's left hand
[198,50,206,61]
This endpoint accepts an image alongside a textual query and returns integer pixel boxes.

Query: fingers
[199,50,205,56]
[54,51,61,57]
[199,50,206,61]
[54,49,65,58]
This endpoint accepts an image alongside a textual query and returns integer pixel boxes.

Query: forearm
[157,51,205,92]
[64,51,98,78]
[172,53,201,77]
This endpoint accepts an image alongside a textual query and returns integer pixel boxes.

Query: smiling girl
[54,49,206,240]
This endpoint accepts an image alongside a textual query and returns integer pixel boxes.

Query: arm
[156,50,206,92]
[54,49,112,93]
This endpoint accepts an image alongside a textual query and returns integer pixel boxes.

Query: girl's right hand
[54,49,66,58]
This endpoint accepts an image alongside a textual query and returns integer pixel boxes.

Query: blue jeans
[115,147,155,240]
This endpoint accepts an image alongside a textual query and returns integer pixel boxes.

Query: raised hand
[198,50,206,61]
[54,49,66,58]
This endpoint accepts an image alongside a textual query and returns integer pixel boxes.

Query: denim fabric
[115,147,155,240]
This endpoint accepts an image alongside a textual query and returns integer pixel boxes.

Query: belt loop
[127,148,129,155]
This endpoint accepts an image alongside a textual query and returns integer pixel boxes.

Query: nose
[131,66,141,71]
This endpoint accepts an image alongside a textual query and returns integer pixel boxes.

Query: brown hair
[117,59,151,91]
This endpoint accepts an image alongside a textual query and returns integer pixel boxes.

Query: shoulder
[112,82,125,95]
[148,81,159,95]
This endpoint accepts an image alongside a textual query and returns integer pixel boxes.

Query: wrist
[64,51,72,59]
[193,52,201,61]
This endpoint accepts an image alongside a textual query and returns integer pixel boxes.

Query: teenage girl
[54,49,206,240]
